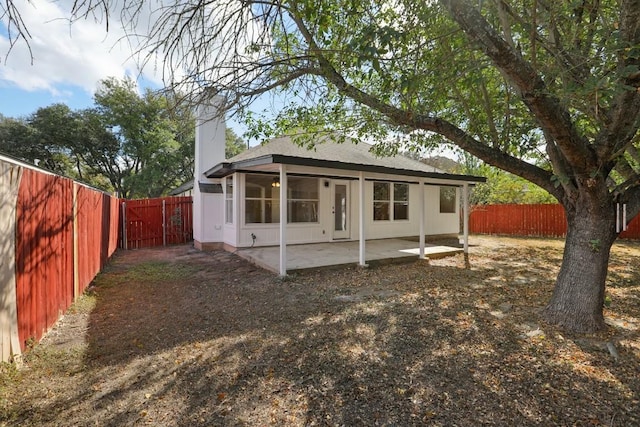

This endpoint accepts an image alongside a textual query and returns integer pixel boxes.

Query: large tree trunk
[543,197,618,333]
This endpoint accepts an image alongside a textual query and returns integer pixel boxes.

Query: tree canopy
[0,77,249,197]
[225,128,248,158]
[0,78,197,198]
[427,155,556,205]
[91,77,196,198]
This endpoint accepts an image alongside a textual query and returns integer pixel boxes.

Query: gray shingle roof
[206,135,485,183]
[168,180,194,195]
[226,136,441,173]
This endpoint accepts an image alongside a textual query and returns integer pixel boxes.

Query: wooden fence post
[0,161,23,363]
[73,182,79,301]
[162,199,167,247]
[121,201,128,250]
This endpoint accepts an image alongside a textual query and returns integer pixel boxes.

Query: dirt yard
[0,236,639,426]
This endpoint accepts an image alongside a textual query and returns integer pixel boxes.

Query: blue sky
[0,1,453,158]
[1,1,144,112]
[1,83,95,118]
[0,0,251,137]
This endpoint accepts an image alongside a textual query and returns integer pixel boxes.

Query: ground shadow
[3,240,639,426]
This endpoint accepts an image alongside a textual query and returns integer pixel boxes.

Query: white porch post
[419,179,426,259]
[279,165,287,276]
[462,183,469,254]
[233,174,240,246]
[358,171,366,267]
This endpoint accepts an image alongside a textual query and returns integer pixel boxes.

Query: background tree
[0,115,49,168]
[471,169,556,205]
[25,104,112,189]
[451,155,556,205]
[226,128,248,159]
[91,77,197,198]
[5,0,640,332]
[0,78,196,198]
[0,107,79,176]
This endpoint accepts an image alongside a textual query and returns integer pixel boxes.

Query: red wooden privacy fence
[76,186,121,294]
[1,155,121,362]
[120,196,193,249]
[469,203,640,239]
[15,168,75,354]
[2,154,195,363]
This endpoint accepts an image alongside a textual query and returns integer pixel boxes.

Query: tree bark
[543,196,618,333]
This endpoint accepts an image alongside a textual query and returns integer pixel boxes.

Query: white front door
[332,181,350,239]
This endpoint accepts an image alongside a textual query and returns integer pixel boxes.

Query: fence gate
[120,196,193,249]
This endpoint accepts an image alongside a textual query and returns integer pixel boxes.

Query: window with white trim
[287,176,319,223]
[373,181,409,221]
[245,174,280,224]
[243,174,320,224]
[393,183,409,220]
[373,182,390,221]
[440,186,457,213]
[225,178,233,224]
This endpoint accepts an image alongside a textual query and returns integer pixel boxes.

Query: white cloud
[0,0,160,96]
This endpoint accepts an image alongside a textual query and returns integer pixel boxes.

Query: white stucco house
[193,98,485,275]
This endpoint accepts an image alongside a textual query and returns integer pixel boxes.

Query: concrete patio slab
[235,238,464,274]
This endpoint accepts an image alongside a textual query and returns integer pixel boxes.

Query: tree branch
[286,0,562,199]
[594,0,640,160]
[440,0,597,174]
[1,0,34,63]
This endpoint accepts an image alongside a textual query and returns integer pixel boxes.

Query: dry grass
[0,236,639,426]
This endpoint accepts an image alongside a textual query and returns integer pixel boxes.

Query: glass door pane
[333,182,349,239]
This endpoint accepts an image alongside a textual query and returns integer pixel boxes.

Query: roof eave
[205,154,486,183]
[204,161,241,178]
[271,155,486,183]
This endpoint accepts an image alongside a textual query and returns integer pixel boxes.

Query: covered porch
[235,238,464,274]
[267,166,472,276]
